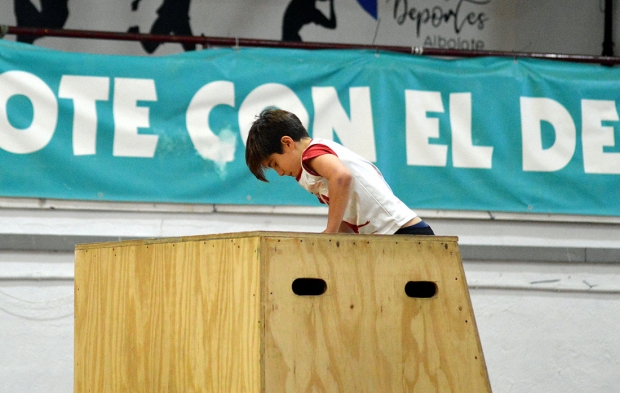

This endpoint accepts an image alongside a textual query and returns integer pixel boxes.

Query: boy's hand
[322,223,351,233]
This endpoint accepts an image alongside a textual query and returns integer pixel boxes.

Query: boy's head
[245,108,309,182]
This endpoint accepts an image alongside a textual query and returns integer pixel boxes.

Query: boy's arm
[306,154,352,233]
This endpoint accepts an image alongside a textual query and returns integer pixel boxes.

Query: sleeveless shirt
[296,138,416,234]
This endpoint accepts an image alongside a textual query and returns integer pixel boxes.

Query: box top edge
[74,231,458,250]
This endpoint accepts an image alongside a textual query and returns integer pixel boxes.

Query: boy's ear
[280,136,294,149]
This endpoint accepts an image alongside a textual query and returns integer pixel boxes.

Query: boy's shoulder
[310,138,364,160]
[303,138,339,161]
[309,138,345,150]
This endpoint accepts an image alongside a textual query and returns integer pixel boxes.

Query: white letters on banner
[238,82,309,144]
[58,75,110,156]
[405,90,493,168]
[405,90,448,166]
[521,97,576,172]
[186,81,236,164]
[521,97,620,174]
[0,71,58,154]
[311,86,376,162]
[450,92,493,168]
[112,78,158,158]
[581,100,620,174]
[2,71,618,175]
[60,75,158,158]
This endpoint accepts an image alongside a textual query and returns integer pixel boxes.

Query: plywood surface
[75,232,488,393]
[75,231,458,250]
[75,236,263,392]
[263,235,490,393]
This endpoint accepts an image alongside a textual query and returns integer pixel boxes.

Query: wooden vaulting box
[74,231,491,392]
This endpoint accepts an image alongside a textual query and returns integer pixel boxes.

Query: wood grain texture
[263,235,490,393]
[75,232,490,393]
[75,236,262,392]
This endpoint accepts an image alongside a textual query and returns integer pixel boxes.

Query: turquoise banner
[0,40,618,216]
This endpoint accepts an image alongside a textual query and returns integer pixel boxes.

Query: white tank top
[297,138,416,234]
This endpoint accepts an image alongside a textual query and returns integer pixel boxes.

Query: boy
[245,108,434,235]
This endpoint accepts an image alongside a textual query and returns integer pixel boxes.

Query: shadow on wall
[282,0,337,42]
[14,0,69,43]
[13,0,379,51]
[128,0,196,54]
[13,0,196,54]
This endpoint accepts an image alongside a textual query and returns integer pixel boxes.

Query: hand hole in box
[292,278,327,296]
[404,281,437,298]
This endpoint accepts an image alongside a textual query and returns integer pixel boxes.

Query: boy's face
[262,137,302,179]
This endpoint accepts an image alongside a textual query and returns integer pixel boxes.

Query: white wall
[1,199,619,392]
[0,272,74,393]
[472,288,620,392]
[0,0,617,56]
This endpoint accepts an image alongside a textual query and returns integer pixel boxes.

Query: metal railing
[2,25,620,65]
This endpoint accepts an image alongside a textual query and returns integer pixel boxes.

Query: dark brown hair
[245,108,309,182]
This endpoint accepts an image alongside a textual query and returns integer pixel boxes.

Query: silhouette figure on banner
[13,0,69,44]
[282,0,336,42]
[128,0,196,54]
